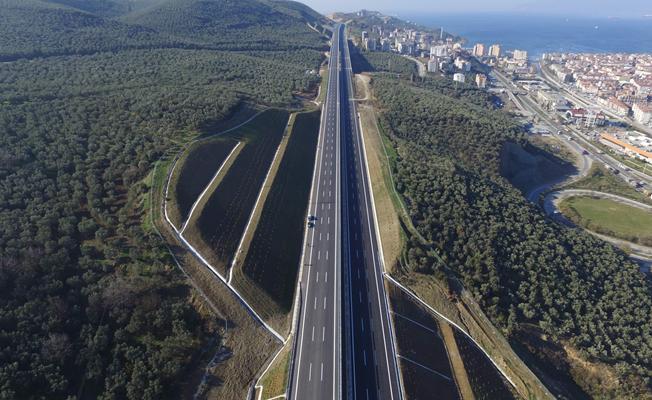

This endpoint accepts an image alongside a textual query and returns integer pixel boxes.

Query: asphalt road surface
[289,24,401,400]
[340,26,402,400]
[290,24,342,400]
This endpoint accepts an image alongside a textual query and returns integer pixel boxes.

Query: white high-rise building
[489,44,501,58]
[453,73,466,83]
[514,49,528,62]
[472,43,485,57]
[430,45,448,57]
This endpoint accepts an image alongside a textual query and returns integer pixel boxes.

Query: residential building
[631,77,652,96]
[488,44,501,58]
[475,73,487,88]
[453,73,466,83]
[513,49,528,62]
[565,108,607,128]
[633,102,652,125]
[430,45,448,57]
[428,58,439,73]
[536,90,569,111]
[472,43,485,57]
[607,97,631,117]
[453,57,470,71]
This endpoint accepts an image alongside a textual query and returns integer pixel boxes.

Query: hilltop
[329,9,454,40]
[0,0,329,60]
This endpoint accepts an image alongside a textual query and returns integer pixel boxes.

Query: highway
[340,25,402,400]
[289,24,402,400]
[290,24,342,400]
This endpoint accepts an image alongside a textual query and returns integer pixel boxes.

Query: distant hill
[330,9,454,40]
[123,0,327,50]
[0,0,174,60]
[0,0,328,60]
[43,0,166,17]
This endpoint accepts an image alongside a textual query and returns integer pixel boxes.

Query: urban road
[289,24,402,400]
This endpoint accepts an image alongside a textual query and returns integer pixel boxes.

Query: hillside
[0,0,327,398]
[123,0,327,50]
[368,71,652,398]
[0,0,328,60]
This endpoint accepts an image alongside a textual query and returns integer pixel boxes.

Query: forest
[369,73,652,397]
[0,0,327,398]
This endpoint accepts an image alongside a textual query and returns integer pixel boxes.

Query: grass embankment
[567,164,652,205]
[256,344,292,400]
[183,109,290,277]
[356,74,406,272]
[440,323,475,400]
[500,141,576,196]
[356,73,552,399]
[528,135,578,165]
[318,64,329,104]
[145,114,280,399]
[400,273,549,399]
[233,110,321,333]
[388,284,460,400]
[167,139,239,229]
[559,196,652,245]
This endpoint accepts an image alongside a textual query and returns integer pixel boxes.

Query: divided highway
[339,25,402,400]
[289,24,402,400]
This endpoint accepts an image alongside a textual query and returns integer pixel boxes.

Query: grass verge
[440,322,475,400]
[257,344,292,400]
[356,74,406,272]
[566,164,652,205]
[559,196,652,245]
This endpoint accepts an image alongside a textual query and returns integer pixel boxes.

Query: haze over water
[401,13,652,58]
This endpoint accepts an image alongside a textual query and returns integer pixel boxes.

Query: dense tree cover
[349,46,417,76]
[0,0,327,61]
[372,76,652,394]
[0,0,327,398]
[124,0,327,51]
[0,49,320,106]
[45,0,166,17]
[0,0,176,61]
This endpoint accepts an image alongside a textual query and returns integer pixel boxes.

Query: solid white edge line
[345,34,399,399]
[357,110,405,399]
[291,32,336,399]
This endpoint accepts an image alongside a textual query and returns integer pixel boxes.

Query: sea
[400,13,652,59]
